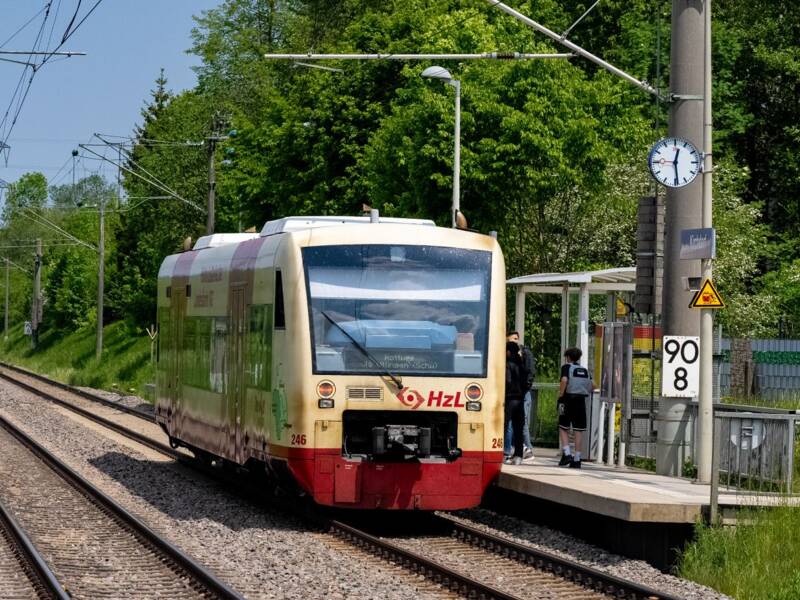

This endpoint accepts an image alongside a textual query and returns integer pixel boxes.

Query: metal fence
[712,411,798,494]
[719,338,800,400]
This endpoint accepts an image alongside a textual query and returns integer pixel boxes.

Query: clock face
[648,137,701,188]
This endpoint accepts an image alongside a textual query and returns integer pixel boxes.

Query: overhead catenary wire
[0,257,31,276]
[79,143,204,213]
[0,0,101,155]
[21,207,97,252]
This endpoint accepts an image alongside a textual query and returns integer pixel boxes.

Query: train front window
[303,245,491,377]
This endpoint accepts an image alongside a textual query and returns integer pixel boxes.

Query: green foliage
[711,162,777,337]
[0,321,153,394]
[112,81,213,325]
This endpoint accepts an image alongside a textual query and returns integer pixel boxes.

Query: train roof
[260,216,436,237]
[192,233,260,250]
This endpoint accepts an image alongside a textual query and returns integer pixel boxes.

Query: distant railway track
[0,362,177,459]
[0,361,153,420]
[0,364,679,600]
[0,413,242,599]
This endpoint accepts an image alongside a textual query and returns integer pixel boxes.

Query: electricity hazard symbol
[689,279,725,309]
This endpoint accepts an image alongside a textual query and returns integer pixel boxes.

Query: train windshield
[303,245,492,377]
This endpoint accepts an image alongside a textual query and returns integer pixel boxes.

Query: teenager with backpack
[557,347,593,468]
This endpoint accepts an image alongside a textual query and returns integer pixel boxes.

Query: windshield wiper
[321,310,403,388]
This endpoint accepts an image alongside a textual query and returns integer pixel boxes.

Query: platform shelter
[506,267,637,362]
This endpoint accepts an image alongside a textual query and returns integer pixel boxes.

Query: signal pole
[31,239,42,349]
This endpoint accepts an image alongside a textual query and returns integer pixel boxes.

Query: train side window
[275,270,286,330]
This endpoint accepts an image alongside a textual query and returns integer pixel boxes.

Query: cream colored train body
[156,216,505,509]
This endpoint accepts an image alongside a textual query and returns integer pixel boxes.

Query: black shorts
[558,394,587,431]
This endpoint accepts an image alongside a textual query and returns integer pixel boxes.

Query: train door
[169,288,185,435]
[229,286,246,462]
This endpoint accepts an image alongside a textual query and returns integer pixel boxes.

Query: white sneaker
[503,455,513,465]
[511,456,523,466]
[523,447,534,460]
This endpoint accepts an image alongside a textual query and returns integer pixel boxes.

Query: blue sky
[0,0,221,187]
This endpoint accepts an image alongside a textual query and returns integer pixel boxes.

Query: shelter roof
[507,267,636,287]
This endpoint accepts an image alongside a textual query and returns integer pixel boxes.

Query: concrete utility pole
[206,115,232,235]
[657,0,707,477]
[31,239,42,349]
[206,131,217,235]
[96,197,105,360]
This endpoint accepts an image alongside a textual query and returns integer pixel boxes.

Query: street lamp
[422,66,461,229]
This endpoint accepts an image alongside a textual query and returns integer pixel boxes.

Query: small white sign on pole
[661,335,700,398]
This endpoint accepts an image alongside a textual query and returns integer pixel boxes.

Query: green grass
[680,506,800,599]
[533,388,559,446]
[0,321,155,397]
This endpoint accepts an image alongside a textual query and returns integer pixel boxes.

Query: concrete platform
[497,452,797,524]
[484,451,799,570]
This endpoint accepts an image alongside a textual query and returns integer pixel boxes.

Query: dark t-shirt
[506,358,528,399]
[560,363,570,379]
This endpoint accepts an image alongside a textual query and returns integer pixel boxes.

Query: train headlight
[466,401,482,412]
[318,398,335,409]
[317,380,336,399]
[465,383,483,401]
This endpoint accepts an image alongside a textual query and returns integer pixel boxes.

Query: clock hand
[673,148,680,164]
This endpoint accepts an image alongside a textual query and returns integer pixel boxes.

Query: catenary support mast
[657,0,706,477]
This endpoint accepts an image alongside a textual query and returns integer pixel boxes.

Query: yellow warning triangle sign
[689,278,725,309]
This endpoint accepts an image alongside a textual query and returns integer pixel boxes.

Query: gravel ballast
[0,380,433,600]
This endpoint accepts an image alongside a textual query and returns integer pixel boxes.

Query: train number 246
[291,434,307,446]
[491,438,503,448]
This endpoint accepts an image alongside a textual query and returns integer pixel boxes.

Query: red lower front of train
[274,448,503,510]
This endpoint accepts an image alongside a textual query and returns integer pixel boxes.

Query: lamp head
[421,66,452,82]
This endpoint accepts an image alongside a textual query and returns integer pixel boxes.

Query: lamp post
[422,66,461,228]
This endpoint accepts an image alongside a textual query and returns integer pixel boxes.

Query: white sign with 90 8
[661,335,700,398]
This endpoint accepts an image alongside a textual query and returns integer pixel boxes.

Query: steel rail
[329,520,520,600]
[0,368,178,460]
[438,515,680,600]
[0,361,151,420]
[0,414,243,600]
[0,498,69,600]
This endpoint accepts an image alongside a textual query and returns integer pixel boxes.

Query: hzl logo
[396,387,465,410]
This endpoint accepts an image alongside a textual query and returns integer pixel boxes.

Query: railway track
[0,364,680,600]
[0,497,68,600]
[0,414,241,599]
[331,516,679,600]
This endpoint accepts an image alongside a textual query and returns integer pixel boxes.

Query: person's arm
[558,364,569,398]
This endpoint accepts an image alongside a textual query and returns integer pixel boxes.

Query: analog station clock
[648,137,701,188]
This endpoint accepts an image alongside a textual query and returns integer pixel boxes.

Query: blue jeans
[504,390,533,454]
